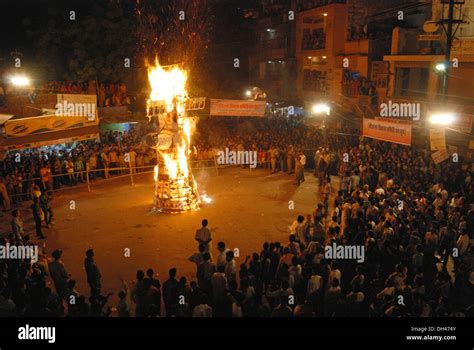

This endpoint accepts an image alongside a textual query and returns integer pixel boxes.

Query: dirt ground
[1,167,334,312]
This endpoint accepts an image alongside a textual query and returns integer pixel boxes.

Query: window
[303,69,327,93]
[302,28,326,50]
[394,67,429,98]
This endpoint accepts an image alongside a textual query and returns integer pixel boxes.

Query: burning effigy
[145,60,200,213]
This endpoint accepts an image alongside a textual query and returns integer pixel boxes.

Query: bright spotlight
[435,63,446,72]
[245,90,252,97]
[312,103,330,115]
[429,113,455,125]
[10,75,30,87]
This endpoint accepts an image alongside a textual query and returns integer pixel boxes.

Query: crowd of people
[301,28,326,51]
[0,80,133,108]
[0,127,156,210]
[1,115,327,209]
[342,73,378,98]
[41,81,133,108]
[191,114,350,167]
[0,116,472,317]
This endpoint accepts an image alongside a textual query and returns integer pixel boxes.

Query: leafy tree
[25,0,136,83]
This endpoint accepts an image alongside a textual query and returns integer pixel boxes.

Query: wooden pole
[213,155,219,176]
[86,169,91,192]
[129,161,134,186]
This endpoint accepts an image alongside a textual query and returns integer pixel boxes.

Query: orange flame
[148,59,187,113]
[147,60,191,181]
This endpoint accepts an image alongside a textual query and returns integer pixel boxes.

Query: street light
[10,75,30,87]
[312,103,330,116]
[429,112,455,126]
[312,103,331,144]
[435,63,446,72]
[245,90,252,97]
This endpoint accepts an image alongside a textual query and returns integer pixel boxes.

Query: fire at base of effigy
[145,61,200,213]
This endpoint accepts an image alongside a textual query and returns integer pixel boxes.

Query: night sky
[1,0,88,52]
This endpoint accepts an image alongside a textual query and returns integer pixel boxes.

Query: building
[295,1,347,106]
[384,0,474,104]
[248,0,297,103]
[382,0,474,151]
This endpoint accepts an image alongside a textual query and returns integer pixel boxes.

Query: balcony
[344,39,369,55]
[301,30,326,51]
[296,0,347,12]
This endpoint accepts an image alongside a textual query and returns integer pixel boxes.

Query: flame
[147,60,191,181]
[147,59,200,213]
[182,118,191,146]
[148,59,187,113]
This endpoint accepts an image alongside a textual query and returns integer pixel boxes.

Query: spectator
[84,249,102,299]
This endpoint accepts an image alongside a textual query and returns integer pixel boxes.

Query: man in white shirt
[195,219,212,254]
[456,230,470,257]
[216,241,230,269]
[289,215,308,243]
[211,266,227,302]
[224,251,237,288]
[307,274,322,297]
[349,171,360,193]
[295,151,306,185]
[314,148,321,176]
[188,244,205,272]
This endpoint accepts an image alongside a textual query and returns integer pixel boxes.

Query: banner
[56,94,98,121]
[0,133,99,151]
[362,118,412,146]
[5,114,98,138]
[430,128,446,151]
[210,99,266,117]
[431,149,450,164]
[0,124,100,152]
[4,94,98,138]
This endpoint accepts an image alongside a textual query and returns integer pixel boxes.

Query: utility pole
[442,0,455,100]
[439,0,465,100]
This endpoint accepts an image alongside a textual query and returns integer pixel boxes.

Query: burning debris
[146,60,200,213]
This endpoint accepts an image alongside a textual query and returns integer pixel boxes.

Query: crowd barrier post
[213,156,219,176]
[129,161,134,186]
[86,169,91,192]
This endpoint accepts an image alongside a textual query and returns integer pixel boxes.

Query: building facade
[247,0,297,103]
[382,0,474,151]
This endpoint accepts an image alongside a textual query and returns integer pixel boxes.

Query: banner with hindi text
[209,99,266,117]
[362,118,412,146]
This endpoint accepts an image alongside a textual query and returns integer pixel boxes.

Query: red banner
[209,99,266,117]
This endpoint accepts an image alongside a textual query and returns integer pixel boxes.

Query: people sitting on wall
[302,29,326,50]
[37,81,132,108]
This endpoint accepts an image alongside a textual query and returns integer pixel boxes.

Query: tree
[25,0,136,83]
